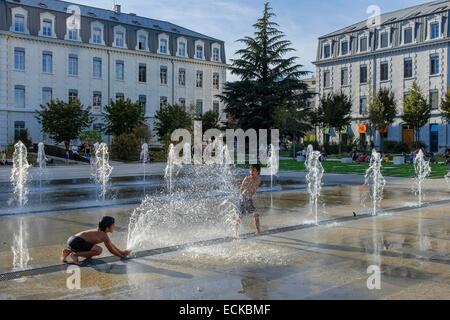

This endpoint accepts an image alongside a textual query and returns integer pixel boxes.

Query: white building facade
[0,0,227,149]
[314,1,450,153]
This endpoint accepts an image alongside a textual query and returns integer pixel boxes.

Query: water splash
[267,144,279,191]
[10,141,31,271]
[183,143,191,165]
[140,143,149,184]
[11,218,30,271]
[365,149,386,216]
[10,141,31,207]
[413,150,431,207]
[127,143,240,250]
[305,145,324,225]
[92,143,113,201]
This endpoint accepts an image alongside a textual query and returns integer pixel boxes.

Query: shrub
[384,141,410,154]
[14,129,33,149]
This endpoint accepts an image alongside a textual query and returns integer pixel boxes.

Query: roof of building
[5,0,222,42]
[320,0,450,39]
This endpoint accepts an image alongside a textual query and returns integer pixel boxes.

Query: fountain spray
[92,143,113,201]
[365,149,386,216]
[414,150,431,207]
[305,145,324,225]
[140,142,149,183]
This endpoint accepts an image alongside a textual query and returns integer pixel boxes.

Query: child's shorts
[240,198,259,217]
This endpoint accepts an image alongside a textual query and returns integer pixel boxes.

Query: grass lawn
[279,160,450,179]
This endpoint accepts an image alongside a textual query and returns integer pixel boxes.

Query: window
[359,96,367,115]
[380,32,389,48]
[196,71,203,88]
[213,73,220,90]
[196,45,203,59]
[160,66,168,85]
[14,48,25,70]
[14,121,26,141]
[430,90,439,109]
[323,44,331,58]
[360,65,368,84]
[138,35,147,50]
[196,99,203,116]
[359,36,368,52]
[92,91,102,112]
[213,47,220,62]
[178,41,186,57]
[430,22,440,39]
[15,86,25,108]
[42,19,52,37]
[68,28,78,41]
[213,101,220,114]
[430,54,440,75]
[138,95,147,114]
[404,58,413,78]
[68,89,78,103]
[341,40,349,55]
[116,93,124,101]
[14,14,25,33]
[323,70,330,88]
[179,98,186,109]
[139,64,147,83]
[380,62,389,81]
[93,27,102,44]
[116,61,124,80]
[68,55,78,76]
[159,39,168,54]
[42,87,52,104]
[178,68,186,86]
[404,27,413,44]
[341,68,348,86]
[93,58,102,78]
[115,31,124,47]
[160,96,168,109]
[42,51,52,73]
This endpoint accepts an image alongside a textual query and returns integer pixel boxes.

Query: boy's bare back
[75,229,108,245]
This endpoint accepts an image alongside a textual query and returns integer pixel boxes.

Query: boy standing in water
[240,164,262,235]
[61,216,130,265]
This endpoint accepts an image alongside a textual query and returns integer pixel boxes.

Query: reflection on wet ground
[0,178,449,299]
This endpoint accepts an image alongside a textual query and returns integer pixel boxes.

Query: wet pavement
[0,170,449,299]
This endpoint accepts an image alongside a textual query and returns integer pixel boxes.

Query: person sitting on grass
[61,216,130,265]
[240,164,262,235]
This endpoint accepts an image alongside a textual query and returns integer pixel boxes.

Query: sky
[73,0,429,80]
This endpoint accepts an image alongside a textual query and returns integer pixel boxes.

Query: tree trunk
[380,133,384,153]
[338,131,342,154]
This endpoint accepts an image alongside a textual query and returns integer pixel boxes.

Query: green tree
[402,82,431,145]
[200,110,222,132]
[440,90,450,121]
[36,99,93,151]
[218,2,311,130]
[317,92,352,153]
[274,105,313,157]
[368,88,397,152]
[154,104,193,142]
[79,130,101,146]
[103,99,145,136]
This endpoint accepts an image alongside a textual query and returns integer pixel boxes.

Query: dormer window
[195,40,205,60]
[403,27,413,44]
[116,31,124,47]
[42,19,52,36]
[340,40,349,55]
[93,28,102,44]
[178,42,186,57]
[136,30,148,51]
[160,39,167,54]
[212,43,221,62]
[138,35,146,50]
[359,36,368,52]
[323,43,331,59]
[15,14,25,32]
[158,34,170,55]
[90,22,105,45]
[430,22,440,39]
[379,31,389,48]
[68,28,78,41]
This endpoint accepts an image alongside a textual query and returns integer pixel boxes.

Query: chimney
[113,4,121,13]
